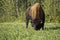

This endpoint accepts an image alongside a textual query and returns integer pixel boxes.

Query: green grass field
[0,23,60,40]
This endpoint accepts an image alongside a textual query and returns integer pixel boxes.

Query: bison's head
[32,20,43,30]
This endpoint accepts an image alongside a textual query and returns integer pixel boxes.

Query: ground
[0,22,60,40]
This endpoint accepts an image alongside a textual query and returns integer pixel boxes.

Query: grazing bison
[26,3,45,30]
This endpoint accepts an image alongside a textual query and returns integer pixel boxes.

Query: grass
[0,23,60,40]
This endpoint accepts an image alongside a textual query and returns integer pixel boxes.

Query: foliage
[0,0,60,23]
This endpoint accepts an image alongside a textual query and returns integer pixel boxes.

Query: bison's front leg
[42,17,45,30]
[26,17,29,28]
[41,23,44,30]
[26,19,29,28]
[26,16,29,28]
[40,20,44,30]
[41,20,45,30]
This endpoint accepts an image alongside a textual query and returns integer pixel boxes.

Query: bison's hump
[29,3,41,20]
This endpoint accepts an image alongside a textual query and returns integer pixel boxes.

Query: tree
[15,0,19,18]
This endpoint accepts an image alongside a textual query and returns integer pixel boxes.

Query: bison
[26,3,45,30]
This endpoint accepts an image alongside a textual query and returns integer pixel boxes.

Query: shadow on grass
[45,26,60,30]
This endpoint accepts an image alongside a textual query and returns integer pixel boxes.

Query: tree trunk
[24,0,27,9]
[15,0,19,18]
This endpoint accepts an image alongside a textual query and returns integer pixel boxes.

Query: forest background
[0,0,60,23]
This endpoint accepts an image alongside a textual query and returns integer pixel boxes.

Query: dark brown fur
[26,3,45,30]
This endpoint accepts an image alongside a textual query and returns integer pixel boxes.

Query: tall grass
[0,23,60,40]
